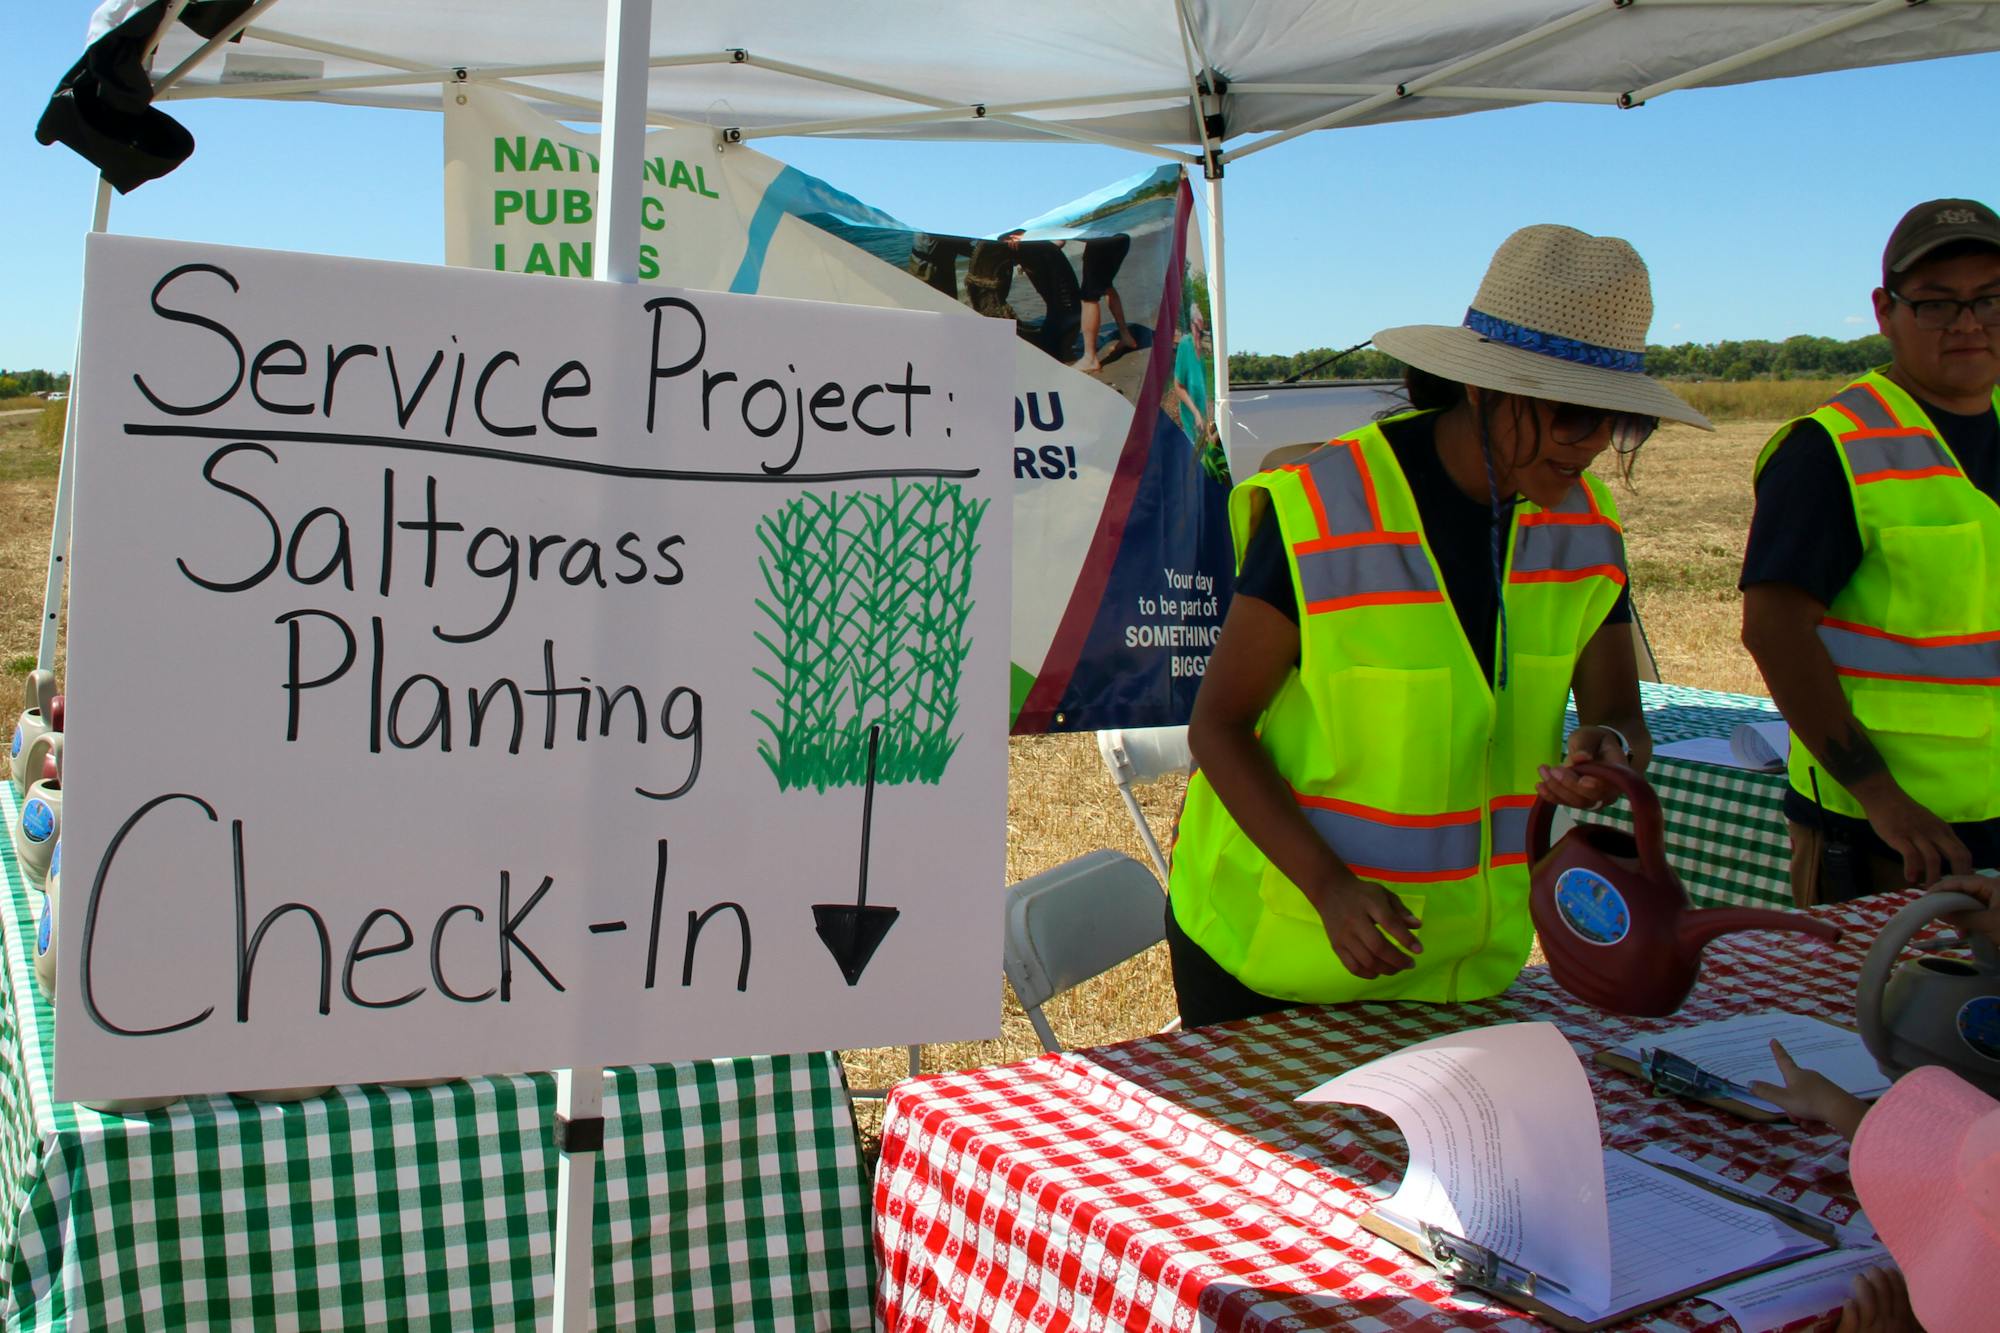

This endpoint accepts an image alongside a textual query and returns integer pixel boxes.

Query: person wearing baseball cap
[1166,224,1712,1027]
[1741,199,2000,904]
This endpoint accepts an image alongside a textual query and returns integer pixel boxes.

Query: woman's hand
[1932,872,2000,948]
[1308,873,1422,980]
[1535,725,1629,810]
[1832,1266,1917,1333]
[1747,1039,1869,1140]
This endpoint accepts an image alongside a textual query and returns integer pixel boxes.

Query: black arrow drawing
[813,725,899,985]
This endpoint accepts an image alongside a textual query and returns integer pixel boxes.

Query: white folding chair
[1095,726,1192,884]
[1004,850,1168,1053]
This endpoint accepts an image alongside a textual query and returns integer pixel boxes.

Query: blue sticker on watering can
[48,842,59,881]
[9,725,19,758]
[1554,867,1631,945]
[1959,996,2000,1062]
[36,903,50,957]
[21,799,54,843]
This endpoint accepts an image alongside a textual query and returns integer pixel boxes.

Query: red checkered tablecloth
[876,895,1914,1332]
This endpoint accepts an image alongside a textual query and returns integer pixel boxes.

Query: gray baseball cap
[1883,198,2000,285]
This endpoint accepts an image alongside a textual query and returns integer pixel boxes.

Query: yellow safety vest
[1169,413,1628,1003]
[1754,371,2000,822]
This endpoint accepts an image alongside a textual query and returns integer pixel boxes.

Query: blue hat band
[1463,308,1646,374]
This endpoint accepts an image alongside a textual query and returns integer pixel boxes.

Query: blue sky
[6,8,1998,372]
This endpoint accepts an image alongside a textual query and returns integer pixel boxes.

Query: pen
[1647,1159,1839,1244]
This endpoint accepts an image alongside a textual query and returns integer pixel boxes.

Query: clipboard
[1591,1014,1874,1122]
[1357,1153,1836,1332]
[1591,1047,1782,1121]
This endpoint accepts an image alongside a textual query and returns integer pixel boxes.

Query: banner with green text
[445,88,1233,732]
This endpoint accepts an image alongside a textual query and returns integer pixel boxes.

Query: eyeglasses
[1548,402,1658,455]
[1888,291,2000,330]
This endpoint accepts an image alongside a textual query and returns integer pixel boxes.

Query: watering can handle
[1856,890,1990,1074]
[1524,761,1672,881]
[23,670,55,717]
[23,732,62,787]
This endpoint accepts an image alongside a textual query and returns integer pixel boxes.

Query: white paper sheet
[1299,1022,1613,1311]
[1631,1144,1877,1247]
[1587,1152,1822,1317]
[1301,1022,1834,1324]
[1615,1012,1891,1114]
[1654,720,1789,771]
[1703,1245,1892,1333]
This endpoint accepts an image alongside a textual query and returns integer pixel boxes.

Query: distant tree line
[0,369,71,397]
[1230,333,1892,384]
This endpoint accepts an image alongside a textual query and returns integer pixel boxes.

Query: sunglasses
[1547,401,1658,455]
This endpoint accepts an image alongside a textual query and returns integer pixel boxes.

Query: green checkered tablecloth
[1571,680,1794,910]
[0,787,872,1330]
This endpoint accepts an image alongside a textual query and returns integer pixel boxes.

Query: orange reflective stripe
[1293,441,1442,614]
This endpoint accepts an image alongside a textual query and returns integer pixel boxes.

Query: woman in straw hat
[1166,224,1712,1028]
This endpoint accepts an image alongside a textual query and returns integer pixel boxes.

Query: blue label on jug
[47,843,59,881]
[22,799,54,843]
[1960,996,2000,1062]
[9,725,19,758]
[36,903,50,957]
[1554,867,1630,945]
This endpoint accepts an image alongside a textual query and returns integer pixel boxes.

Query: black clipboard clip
[1637,1047,1756,1104]
[1419,1223,1570,1300]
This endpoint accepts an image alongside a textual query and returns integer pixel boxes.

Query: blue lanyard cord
[1478,433,1511,691]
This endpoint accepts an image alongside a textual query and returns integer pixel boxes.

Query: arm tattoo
[1820,722,1888,787]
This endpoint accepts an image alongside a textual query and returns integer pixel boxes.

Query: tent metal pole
[153,0,287,94]
[1204,172,1232,466]
[39,181,113,675]
[1622,0,1909,104]
[552,4,649,1320]
[1225,0,1621,163]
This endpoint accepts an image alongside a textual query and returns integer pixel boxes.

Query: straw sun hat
[1373,224,1713,430]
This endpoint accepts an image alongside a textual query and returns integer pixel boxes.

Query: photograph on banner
[444,88,1233,734]
[55,234,1013,1102]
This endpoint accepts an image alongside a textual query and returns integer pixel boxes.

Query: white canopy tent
[44,3,2000,1325]
[92,0,2000,462]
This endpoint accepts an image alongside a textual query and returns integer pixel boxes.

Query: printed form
[1302,1021,1828,1325]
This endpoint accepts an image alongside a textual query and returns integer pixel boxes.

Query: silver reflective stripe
[1829,384,1897,431]
[1296,541,1439,605]
[1819,622,2000,684]
[1844,434,1955,478]
[1300,445,1377,536]
[1511,521,1625,577]
[1297,801,1481,876]
[1489,803,1532,862]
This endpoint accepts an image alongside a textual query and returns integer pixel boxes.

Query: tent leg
[1203,172,1232,465]
[552,5,653,1332]
[39,180,114,675]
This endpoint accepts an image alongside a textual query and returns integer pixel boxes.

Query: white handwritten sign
[56,235,1013,1101]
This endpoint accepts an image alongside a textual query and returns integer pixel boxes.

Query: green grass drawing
[753,479,986,792]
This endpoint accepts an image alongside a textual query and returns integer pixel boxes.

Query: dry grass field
[0,391,1813,1148]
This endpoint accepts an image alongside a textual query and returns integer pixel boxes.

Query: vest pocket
[1324,665,1453,808]
[1878,522,1986,636]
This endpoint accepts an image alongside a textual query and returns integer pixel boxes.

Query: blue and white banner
[445,89,1233,731]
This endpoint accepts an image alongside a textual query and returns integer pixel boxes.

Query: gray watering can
[13,733,62,891]
[10,670,57,797]
[1856,889,2000,1098]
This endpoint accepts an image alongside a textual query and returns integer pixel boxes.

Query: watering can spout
[1677,906,1840,958]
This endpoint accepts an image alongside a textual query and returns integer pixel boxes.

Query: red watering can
[1526,762,1840,1017]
